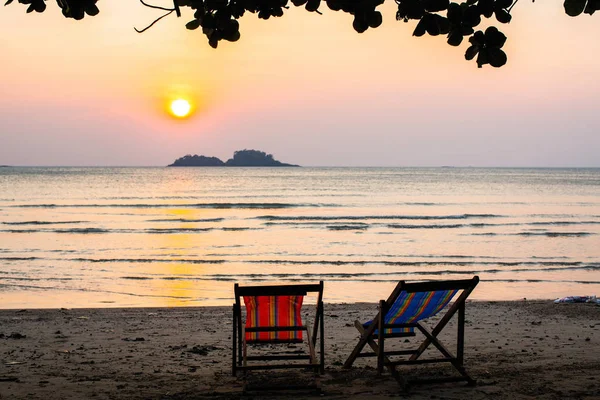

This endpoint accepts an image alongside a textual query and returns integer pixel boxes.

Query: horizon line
[2,165,600,169]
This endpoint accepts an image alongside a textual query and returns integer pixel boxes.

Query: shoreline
[0,298,560,311]
[1,300,599,399]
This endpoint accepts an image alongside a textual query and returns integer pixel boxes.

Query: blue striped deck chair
[232,282,325,380]
[344,276,479,390]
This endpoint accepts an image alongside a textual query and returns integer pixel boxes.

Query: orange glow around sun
[169,99,192,118]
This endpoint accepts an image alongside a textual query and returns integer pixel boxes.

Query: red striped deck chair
[232,281,325,379]
[344,276,479,390]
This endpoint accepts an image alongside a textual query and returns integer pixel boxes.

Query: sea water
[1,167,599,308]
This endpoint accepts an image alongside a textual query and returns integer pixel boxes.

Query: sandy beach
[1,300,599,399]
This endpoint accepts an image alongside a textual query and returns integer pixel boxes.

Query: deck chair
[343,276,479,390]
[232,281,325,381]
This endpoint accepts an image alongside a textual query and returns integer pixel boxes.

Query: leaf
[584,0,600,14]
[484,26,507,48]
[469,30,485,46]
[186,19,201,30]
[447,30,463,46]
[461,26,474,36]
[488,48,507,67]
[35,1,46,12]
[367,11,383,28]
[478,0,495,18]
[496,0,513,8]
[85,4,99,17]
[305,0,320,12]
[423,0,449,13]
[257,9,270,19]
[495,9,511,23]
[564,0,587,16]
[447,3,462,23]
[462,5,481,27]
[476,48,489,68]
[413,18,427,37]
[224,30,241,42]
[465,44,478,60]
[353,15,368,33]
[437,15,450,34]
[325,0,341,10]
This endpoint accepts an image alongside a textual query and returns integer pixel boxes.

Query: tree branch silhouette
[135,0,177,33]
[5,0,600,68]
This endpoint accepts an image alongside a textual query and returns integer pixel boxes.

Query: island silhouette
[168,149,299,167]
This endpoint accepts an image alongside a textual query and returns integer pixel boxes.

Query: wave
[11,202,331,209]
[256,214,504,221]
[112,269,600,284]
[1,226,258,234]
[388,223,465,229]
[146,228,213,233]
[327,225,369,231]
[147,218,225,223]
[529,221,600,226]
[2,221,87,225]
[518,232,594,237]
[60,228,109,234]
[1,277,73,281]
[1,228,109,234]
[0,283,193,299]
[121,276,153,280]
[247,259,591,267]
[469,232,595,237]
[56,257,597,269]
[264,220,600,230]
[72,257,226,264]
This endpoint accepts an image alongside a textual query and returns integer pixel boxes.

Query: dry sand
[1,301,599,399]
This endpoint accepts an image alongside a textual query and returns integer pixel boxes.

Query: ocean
[1,167,599,308]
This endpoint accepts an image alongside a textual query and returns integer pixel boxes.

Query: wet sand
[1,301,599,399]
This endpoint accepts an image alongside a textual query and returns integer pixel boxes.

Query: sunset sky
[1,1,599,167]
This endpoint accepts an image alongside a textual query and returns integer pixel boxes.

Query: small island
[168,149,299,167]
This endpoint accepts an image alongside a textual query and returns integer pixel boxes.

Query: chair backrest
[235,282,324,343]
[366,277,479,334]
[384,289,458,325]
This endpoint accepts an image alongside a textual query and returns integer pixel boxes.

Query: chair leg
[377,300,385,374]
[457,302,465,364]
[232,304,237,376]
[343,314,379,369]
[319,301,325,374]
[416,322,475,384]
[351,321,405,385]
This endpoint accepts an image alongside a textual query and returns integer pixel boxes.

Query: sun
[170,99,191,118]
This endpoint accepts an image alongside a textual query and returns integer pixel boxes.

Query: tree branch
[134,9,175,33]
[139,0,174,12]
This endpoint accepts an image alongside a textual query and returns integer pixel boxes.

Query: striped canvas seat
[364,289,458,335]
[243,295,304,343]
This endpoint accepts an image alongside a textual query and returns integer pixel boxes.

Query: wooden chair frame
[343,276,479,390]
[232,281,325,378]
